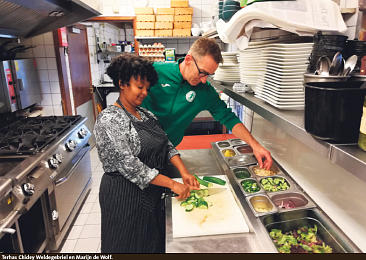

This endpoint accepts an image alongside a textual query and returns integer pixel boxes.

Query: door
[67,24,95,146]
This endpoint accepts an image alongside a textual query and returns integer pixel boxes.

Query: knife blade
[162,188,227,198]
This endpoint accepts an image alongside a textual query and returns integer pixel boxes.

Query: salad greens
[241,180,260,193]
[261,177,290,192]
[270,225,333,253]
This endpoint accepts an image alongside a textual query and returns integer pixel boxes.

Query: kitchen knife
[162,188,227,198]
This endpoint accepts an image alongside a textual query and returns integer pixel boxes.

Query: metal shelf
[207,76,366,183]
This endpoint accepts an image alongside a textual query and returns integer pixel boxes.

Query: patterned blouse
[93,105,180,190]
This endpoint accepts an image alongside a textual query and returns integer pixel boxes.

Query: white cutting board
[171,175,250,238]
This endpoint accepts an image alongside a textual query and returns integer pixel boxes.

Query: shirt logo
[161,84,170,87]
[186,91,196,102]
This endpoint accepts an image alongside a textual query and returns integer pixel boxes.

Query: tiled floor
[58,147,102,253]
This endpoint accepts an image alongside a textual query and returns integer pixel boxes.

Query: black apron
[99,100,169,253]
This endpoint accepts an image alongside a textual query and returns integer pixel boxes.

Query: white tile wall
[0,32,63,116]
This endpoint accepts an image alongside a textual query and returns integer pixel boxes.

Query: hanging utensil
[360,55,366,75]
[329,52,343,76]
[315,56,330,76]
[342,55,358,76]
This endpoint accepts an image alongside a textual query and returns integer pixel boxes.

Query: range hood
[0,0,101,38]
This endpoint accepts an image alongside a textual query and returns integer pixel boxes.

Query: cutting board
[171,175,250,238]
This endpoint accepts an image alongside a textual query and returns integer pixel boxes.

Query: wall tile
[43,32,54,44]
[38,70,49,82]
[191,4,202,18]
[31,35,44,45]
[346,0,358,8]
[46,58,57,70]
[177,43,190,54]
[192,17,202,25]
[52,93,62,105]
[33,46,46,57]
[50,81,61,94]
[344,26,356,39]
[42,105,54,116]
[343,10,359,27]
[41,94,53,106]
[201,5,212,18]
[40,81,51,94]
[45,45,56,57]
[48,70,59,82]
[53,104,64,116]
[201,0,214,4]
[102,5,113,15]
[36,58,47,70]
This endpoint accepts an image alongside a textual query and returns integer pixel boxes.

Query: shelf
[341,8,357,14]
[207,76,366,183]
[135,36,201,40]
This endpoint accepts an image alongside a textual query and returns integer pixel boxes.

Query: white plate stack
[239,42,313,110]
[213,52,240,85]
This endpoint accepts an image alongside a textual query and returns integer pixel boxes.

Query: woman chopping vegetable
[93,54,200,253]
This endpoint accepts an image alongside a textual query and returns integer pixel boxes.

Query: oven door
[53,143,92,231]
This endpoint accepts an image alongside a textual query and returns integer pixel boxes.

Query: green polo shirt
[141,58,241,146]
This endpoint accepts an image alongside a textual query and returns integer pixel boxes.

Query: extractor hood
[0,0,101,38]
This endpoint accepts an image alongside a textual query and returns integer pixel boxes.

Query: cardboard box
[155,30,173,37]
[136,30,155,37]
[174,7,193,15]
[136,15,155,22]
[134,7,154,15]
[156,15,174,22]
[136,22,155,30]
[156,8,175,15]
[171,1,189,8]
[174,22,191,29]
[155,22,173,30]
[174,15,191,22]
[173,28,191,36]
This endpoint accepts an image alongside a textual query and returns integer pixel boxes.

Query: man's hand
[252,144,273,170]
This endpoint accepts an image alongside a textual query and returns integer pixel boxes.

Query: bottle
[358,95,366,151]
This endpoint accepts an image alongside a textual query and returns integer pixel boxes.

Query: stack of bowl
[222,0,241,22]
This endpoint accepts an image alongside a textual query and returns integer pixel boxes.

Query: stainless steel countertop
[164,149,276,253]
[207,77,366,184]
[164,148,362,253]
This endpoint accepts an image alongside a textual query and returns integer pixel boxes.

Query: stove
[0,115,92,252]
[0,116,81,156]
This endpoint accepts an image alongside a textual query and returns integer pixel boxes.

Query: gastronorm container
[238,178,265,196]
[246,194,278,217]
[268,191,316,213]
[248,164,284,178]
[219,148,238,158]
[227,138,246,146]
[230,166,253,181]
[226,154,257,167]
[261,209,356,253]
[257,175,297,193]
[233,144,253,155]
[215,141,231,148]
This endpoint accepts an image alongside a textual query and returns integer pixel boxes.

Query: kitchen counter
[163,149,268,253]
[164,148,361,253]
[207,77,366,184]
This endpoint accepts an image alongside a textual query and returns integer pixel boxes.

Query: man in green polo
[141,38,272,170]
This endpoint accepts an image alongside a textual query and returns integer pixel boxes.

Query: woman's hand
[170,181,191,199]
[252,144,273,170]
[181,172,200,191]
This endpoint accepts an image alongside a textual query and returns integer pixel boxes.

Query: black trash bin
[304,82,366,142]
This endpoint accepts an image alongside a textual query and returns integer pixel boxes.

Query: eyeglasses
[192,56,213,77]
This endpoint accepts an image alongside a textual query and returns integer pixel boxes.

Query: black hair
[106,53,159,91]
